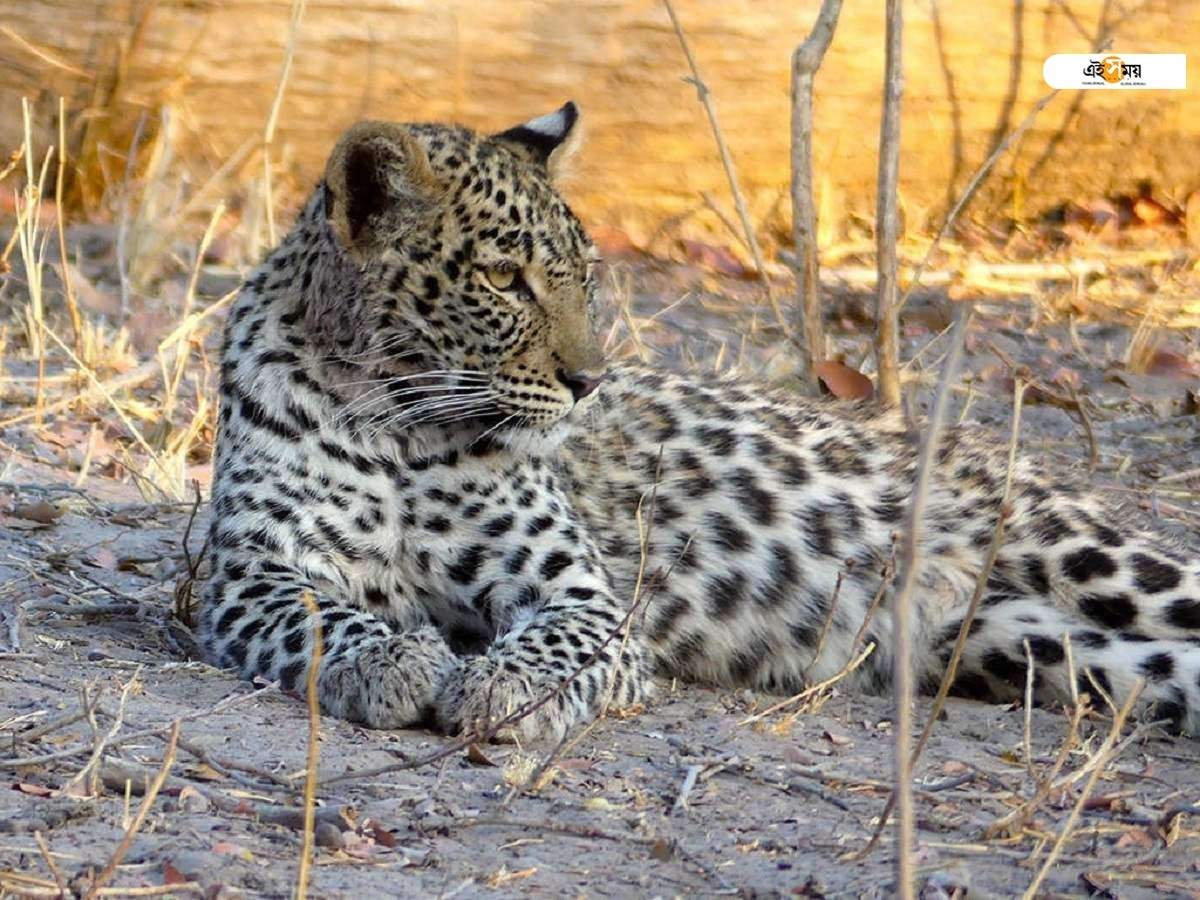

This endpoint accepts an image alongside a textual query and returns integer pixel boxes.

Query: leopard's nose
[556,368,606,401]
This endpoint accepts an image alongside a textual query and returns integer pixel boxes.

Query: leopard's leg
[201,555,458,729]
[434,562,652,742]
[927,596,1200,735]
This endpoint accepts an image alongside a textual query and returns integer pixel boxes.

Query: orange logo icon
[1101,56,1125,83]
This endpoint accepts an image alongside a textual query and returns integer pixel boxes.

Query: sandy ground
[1,273,1199,899]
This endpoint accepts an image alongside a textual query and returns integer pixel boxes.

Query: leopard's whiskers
[319,331,417,365]
[339,382,492,422]
[360,393,499,439]
[470,410,523,448]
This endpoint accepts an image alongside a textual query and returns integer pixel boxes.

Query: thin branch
[54,96,83,364]
[1022,680,1145,899]
[663,0,788,337]
[296,593,323,900]
[854,373,1024,859]
[790,0,845,387]
[874,0,905,408]
[85,721,180,899]
[887,306,969,898]
[262,0,307,246]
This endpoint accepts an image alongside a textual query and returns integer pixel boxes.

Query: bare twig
[0,685,276,769]
[739,641,876,726]
[67,670,139,798]
[33,831,66,896]
[874,0,905,408]
[1022,680,1145,900]
[887,307,967,898]
[985,633,1088,840]
[262,0,306,246]
[801,566,846,684]
[54,96,83,365]
[85,721,180,899]
[854,374,1024,859]
[663,0,787,336]
[672,764,703,814]
[790,0,845,387]
[296,592,323,900]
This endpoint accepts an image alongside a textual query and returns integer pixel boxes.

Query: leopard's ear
[493,101,581,178]
[323,121,444,256]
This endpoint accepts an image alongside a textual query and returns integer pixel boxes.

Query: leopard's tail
[929,517,1200,734]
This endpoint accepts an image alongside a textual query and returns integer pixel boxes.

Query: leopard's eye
[484,267,518,292]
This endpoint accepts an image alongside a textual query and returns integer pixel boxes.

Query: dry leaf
[814,361,874,401]
[941,760,969,776]
[162,861,189,886]
[1145,349,1199,378]
[12,782,54,797]
[360,819,397,848]
[10,501,63,525]
[466,743,497,767]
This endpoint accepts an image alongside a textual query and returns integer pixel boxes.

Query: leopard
[199,101,1200,742]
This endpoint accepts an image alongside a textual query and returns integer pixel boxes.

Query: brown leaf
[941,760,969,776]
[12,782,54,797]
[1145,349,1200,378]
[814,361,874,401]
[361,819,397,848]
[162,861,189,886]
[10,501,63,525]
[466,743,498,767]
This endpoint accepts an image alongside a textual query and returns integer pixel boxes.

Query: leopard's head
[311,103,605,445]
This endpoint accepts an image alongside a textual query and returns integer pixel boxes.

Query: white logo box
[1043,53,1186,89]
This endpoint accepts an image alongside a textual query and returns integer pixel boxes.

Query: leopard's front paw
[435,656,578,743]
[318,627,458,729]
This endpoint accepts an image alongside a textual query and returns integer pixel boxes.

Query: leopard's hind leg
[928,595,1200,734]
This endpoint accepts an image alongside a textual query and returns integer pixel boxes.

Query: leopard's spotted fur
[201,103,1200,740]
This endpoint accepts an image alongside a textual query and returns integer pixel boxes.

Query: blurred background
[4,0,1199,251]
